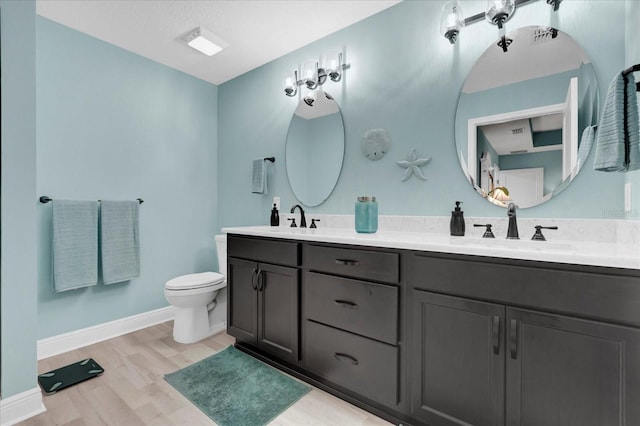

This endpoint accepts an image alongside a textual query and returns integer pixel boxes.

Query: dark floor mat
[38,358,104,394]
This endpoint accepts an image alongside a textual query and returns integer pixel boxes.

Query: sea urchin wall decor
[361,128,391,161]
[397,148,431,181]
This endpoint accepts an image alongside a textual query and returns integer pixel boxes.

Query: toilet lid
[165,272,225,290]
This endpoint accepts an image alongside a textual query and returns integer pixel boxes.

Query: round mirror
[455,26,599,208]
[285,90,345,207]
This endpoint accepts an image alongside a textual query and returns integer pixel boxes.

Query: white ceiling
[36,0,401,85]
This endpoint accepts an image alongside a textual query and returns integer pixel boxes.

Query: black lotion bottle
[450,201,465,236]
[270,204,280,226]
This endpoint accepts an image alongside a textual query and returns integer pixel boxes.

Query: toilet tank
[215,234,227,276]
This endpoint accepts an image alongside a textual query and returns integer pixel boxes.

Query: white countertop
[222,225,640,271]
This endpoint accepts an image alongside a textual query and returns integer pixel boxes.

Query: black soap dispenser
[270,204,280,226]
[450,201,465,236]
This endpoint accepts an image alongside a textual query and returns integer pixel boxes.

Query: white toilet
[164,234,228,344]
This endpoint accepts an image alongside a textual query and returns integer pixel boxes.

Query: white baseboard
[37,306,175,360]
[210,321,227,336]
[0,387,46,426]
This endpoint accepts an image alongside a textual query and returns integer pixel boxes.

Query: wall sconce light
[441,0,562,49]
[184,27,228,56]
[283,51,350,97]
[440,1,465,44]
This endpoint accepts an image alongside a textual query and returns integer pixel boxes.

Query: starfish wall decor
[397,148,431,181]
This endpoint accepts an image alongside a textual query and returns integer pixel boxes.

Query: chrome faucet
[506,202,519,239]
[290,204,307,228]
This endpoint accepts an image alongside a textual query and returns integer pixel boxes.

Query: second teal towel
[100,200,140,285]
[626,73,640,171]
[593,72,640,171]
[53,200,98,292]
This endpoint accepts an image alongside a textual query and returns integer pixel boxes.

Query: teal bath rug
[165,345,311,426]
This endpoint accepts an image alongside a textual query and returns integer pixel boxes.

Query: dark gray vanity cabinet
[506,307,640,426]
[227,236,301,364]
[411,290,505,426]
[408,252,640,426]
[302,244,402,410]
[226,234,640,426]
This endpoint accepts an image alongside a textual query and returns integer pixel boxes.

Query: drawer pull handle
[492,315,500,355]
[334,300,358,309]
[334,352,359,365]
[335,259,359,266]
[510,319,518,359]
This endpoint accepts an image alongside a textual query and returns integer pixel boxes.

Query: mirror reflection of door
[455,26,599,209]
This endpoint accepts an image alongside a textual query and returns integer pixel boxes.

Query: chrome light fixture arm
[282,52,349,97]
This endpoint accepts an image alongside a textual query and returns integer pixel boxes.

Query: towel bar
[39,196,144,204]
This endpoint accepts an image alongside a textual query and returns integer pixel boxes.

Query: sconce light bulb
[283,69,298,97]
[485,0,515,26]
[440,1,464,44]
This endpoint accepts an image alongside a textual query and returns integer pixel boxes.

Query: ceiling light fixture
[440,0,562,50]
[184,27,228,56]
[283,51,350,98]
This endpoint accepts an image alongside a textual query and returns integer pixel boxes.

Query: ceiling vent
[531,27,558,45]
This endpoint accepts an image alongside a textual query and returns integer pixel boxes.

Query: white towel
[52,200,99,292]
[252,159,267,194]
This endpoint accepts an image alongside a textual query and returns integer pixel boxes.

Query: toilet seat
[165,272,225,291]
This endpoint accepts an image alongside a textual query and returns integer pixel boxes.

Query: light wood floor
[19,322,391,426]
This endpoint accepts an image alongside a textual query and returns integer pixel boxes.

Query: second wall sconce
[283,51,350,97]
[440,0,562,51]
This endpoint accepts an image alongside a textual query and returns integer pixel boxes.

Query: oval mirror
[455,26,599,208]
[285,90,345,207]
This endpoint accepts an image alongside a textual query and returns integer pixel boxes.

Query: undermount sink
[449,236,572,252]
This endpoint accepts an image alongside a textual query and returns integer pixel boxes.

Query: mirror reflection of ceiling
[479,113,563,155]
[294,90,340,120]
[463,27,591,94]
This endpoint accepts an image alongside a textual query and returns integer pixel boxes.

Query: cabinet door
[412,290,505,426]
[257,263,299,363]
[506,308,640,426]
[227,257,258,344]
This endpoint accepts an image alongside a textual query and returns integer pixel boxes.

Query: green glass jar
[355,196,378,233]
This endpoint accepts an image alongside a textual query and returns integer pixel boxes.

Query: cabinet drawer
[305,244,399,283]
[227,235,300,267]
[304,320,398,408]
[304,272,398,344]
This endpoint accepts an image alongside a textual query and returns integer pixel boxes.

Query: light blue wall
[218,0,627,226]
[1,0,38,398]
[626,0,640,220]
[36,17,219,339]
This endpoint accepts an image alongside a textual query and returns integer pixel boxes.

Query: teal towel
[53,200,99,292]
[594,73,627,171]
[577,125,596,171]
[626,73,640,171]
[100,200,140,285]
[251,158,267,194]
